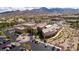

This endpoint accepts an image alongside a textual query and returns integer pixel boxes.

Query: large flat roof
[42,24,60,34]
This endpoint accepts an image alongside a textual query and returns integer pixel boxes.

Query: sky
[0,0,79,13]
[0,0,79,8]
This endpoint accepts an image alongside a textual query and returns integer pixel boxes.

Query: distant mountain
[31,7,79,13]
[0,7,79,16]
[31,7,49,13]
[0,7,34,13]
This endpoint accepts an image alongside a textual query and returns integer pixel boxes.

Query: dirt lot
[47,25,79,51]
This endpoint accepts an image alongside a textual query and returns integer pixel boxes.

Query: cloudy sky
[0,0,79,13]
[0,0,79,8]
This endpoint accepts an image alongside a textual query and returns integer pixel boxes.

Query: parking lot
[0,28,60,51]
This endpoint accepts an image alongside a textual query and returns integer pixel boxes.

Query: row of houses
[14,22,62,39]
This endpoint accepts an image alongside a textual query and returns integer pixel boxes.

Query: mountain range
[31,7,79,13]
[0,7,79,15]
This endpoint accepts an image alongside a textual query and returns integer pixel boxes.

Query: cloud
[0,7,36,13]
[0,0,79,8]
